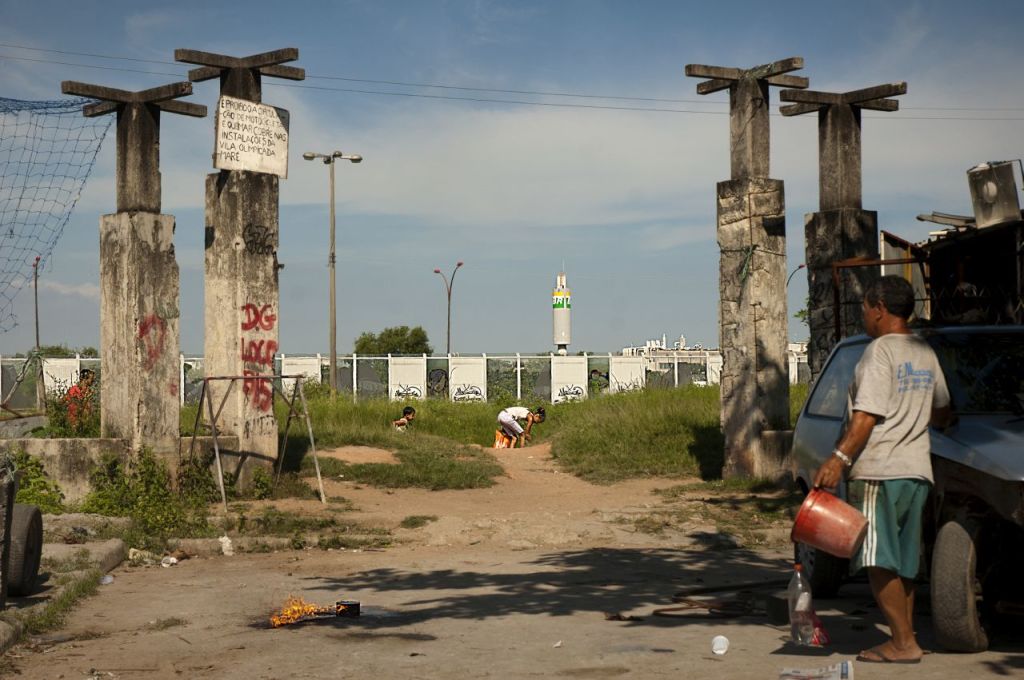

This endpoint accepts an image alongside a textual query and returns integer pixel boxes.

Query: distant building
[620,333,808,384]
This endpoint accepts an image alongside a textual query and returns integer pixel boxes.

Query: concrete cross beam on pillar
[780,82,906,377]
[174,48,302,480]
[174,48,305,103]
[60,80,206,455]
[685,57,808,180]
[780,82,906,211]
[60,81,206,213]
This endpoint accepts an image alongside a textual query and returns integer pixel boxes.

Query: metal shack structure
[863,161,1024,328]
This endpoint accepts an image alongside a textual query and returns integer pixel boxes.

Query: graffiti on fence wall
[452,384,484,402]
[427,369,448,397]
[611,376,643,393]
[240,302,277,412]
[393,384,422,399]
[557,385,584,401]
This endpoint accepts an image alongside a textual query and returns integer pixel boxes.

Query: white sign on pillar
[608,357,646,394]
[389,357,426,401]
[551,356,587,403]
[213,95,290,178]
[448,357,486,402]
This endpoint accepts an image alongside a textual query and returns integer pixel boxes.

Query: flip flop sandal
[856,648,922,664]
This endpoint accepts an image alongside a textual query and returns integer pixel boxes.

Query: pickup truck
[790,326,1024,652]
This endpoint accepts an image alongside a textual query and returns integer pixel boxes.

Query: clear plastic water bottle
[787,563,815,645]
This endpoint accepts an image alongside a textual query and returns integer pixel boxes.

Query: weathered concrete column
[717,178,791,478]
[61,81,206,453]
[175,48,304,472]
[203,171,280,459]
[781,83,906,376]
[686,57,807,479]
[99,213,180,452]
[803,210,879,375]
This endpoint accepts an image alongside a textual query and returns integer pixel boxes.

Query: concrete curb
[0,538,126,656]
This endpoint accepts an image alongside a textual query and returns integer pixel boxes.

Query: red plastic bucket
[791,488,868,559]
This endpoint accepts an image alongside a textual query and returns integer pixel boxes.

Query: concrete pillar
[99,212,179,453]
[204,170,280,467]
[804,209,879,376]
[61,80,205,457]
[779,83,906,378]
[717,178,791,479]
[686,58,807,480]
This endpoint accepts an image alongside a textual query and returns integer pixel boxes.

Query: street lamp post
[433,262,463,355]
[303,150,362,395]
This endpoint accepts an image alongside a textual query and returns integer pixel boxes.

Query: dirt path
[313,443,696,550]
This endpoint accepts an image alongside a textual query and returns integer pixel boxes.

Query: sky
[1,0,1022,356]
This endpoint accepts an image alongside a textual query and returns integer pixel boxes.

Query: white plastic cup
[711,635,729,655]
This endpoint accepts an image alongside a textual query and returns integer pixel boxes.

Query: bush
[80,450,213,547]
[11,449,65,514]
[41,380,100,438]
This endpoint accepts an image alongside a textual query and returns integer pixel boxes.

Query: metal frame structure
[185,374,326,512]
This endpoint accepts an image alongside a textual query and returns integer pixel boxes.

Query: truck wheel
[794,538,846,598]
[931,518,988,652]
[7,504,43,597]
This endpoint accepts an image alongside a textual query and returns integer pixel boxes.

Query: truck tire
[931,518,988,652]
[794,539,847,598]
[7,503,43,597]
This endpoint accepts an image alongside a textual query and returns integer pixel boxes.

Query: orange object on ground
[493,429,515,448]
[791,488,868,559]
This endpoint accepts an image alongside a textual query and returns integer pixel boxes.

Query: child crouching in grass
[392,406,416,431]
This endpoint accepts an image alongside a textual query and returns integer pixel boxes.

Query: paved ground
[5,544,1024,679]
[2,445,1022,678]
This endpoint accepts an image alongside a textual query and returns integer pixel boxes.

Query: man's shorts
[848,478,930,579]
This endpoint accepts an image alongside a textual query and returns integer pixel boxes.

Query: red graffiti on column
[137,314,167,371]
[241,303,276,331]
[242,370,274,412]
[241,338,278,367]
[240,303,278,412]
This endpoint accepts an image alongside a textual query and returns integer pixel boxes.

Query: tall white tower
[552,271,571,355]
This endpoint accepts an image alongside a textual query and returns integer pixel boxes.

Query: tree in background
[15,344,97,358]
[354,326,433,355]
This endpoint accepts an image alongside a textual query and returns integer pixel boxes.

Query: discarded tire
[931,518,988,652]
[7,503,42,597]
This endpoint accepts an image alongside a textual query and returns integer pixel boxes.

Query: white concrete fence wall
[1,350,811,406]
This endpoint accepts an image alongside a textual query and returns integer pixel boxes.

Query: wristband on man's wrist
[832,449,853,467]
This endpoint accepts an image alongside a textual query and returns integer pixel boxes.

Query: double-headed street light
[433,261,463,355]
[303,150,362,394]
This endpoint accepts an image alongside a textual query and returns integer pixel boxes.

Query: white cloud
[39,279,100,301]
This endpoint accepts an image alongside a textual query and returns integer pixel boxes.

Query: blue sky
[1,0,1022,355]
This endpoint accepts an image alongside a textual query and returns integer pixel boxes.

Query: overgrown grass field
[208,383,812,487]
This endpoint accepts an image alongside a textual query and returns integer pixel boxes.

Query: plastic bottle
[787,563,815,645]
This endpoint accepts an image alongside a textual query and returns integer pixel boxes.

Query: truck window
[806,342,868,419]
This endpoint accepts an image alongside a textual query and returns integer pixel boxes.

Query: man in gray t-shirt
[814,276,951,665]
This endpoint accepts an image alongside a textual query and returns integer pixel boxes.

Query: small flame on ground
[270,596,334,627]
